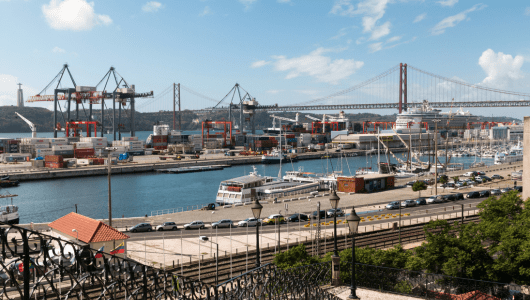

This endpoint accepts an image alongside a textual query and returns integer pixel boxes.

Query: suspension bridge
[29,63,530,136]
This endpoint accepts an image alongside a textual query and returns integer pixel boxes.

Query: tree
[412,181,427,197]
[439,176,448,191]
[273,244,320,269]
[452,176,459,183]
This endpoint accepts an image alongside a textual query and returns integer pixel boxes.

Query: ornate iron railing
[0,223,212,300]
[354,263,529,299]
[214,263,341,300]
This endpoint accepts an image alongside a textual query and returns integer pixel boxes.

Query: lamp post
[346,207,361,300]
[72,229,78,241]
[329,191,341,286]
[251,199,263,268]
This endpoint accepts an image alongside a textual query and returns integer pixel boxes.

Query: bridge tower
[398,63,408,113]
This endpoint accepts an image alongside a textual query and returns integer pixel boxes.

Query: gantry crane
[15,112,37,138]
[269,113,300,130]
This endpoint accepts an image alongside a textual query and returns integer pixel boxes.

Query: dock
[156,165,228,174]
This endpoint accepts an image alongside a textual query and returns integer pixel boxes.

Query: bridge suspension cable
[293,64,400,106]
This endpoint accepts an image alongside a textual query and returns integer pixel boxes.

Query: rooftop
[48,212,129,244]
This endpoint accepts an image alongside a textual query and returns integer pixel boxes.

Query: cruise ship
[215,167,319,205]
[396,100,479,131]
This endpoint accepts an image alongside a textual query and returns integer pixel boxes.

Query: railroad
[166,215,480,284]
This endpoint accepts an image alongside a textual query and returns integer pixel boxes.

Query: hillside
[0,106,521,133]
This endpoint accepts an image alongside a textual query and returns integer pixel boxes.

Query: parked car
[311,210,327,219]
[440,182,455,188]
[463,171,478,177]
[442,194,456,201]
[491,189,502,195]
[327,208,345,217]
[405,181,417,187]
[386,201,401,210]
[288,214,309,222]
[183,220,205,230]
[156,222,178,231]
[238,218,263,227]
[491,174,504,180]
[454,193,464,200]
[479,190,490,197]
[401,199,417,207]
[501,187,514,194]
[466,191,481,199]
[264,214,285,224]
[476,171,486,176]
[427,195,443,204]
[130,223,152,233]
[481,176,492,182]
[514,186,523,193]
[212,219,234,228]
[455,182,464,188]
[415,198,427,205]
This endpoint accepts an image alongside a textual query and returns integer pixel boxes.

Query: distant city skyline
[1,0,529,119]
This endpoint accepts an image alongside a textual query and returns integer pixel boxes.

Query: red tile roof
[48,212,129,243]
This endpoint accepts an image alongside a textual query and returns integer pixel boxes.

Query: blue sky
[1,0,529,119]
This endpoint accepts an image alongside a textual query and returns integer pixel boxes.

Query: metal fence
[354,263,528,299]
[0,223,211,300]
[214,262,341,300]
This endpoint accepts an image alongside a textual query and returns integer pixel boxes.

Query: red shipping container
[74,149,95,158]
[45,162,64,168]
[8,140,19,144]
[154,146,167,150]
[45,155,64,163]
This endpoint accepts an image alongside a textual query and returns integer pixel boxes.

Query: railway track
[167,215,480,284]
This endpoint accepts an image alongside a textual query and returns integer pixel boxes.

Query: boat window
[236,194,242,199]
[217,193,223,197]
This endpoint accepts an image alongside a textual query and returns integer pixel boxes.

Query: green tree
[439,176,448,191]
[273,244,321,269]
[452,176,459,183]
[476,191,530,284]
[412,181,427,197]
[406,219,493,280]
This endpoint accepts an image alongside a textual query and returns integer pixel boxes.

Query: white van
[463,171,475,177]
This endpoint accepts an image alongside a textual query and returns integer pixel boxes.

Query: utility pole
[316,201,321,256]
[434,119,441,196]
[107,151,113,227]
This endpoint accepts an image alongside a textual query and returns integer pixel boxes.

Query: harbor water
[0,133,494,224]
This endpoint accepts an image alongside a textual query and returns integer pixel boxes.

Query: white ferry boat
[494,141,523,165]
[0,194,19,224]
[215,167,318,205]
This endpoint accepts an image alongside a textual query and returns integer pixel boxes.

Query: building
[17,83,24,108]
[48,212,129,260]
[337,174,395,193]
[332,131,441,150]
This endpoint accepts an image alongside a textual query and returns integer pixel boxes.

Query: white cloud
[525,7,530,16]
[42,0,112,31]
[271,47,364,84]
[330,0,391,44]
[437,0,458,7]
[330,27,348,40]
[413,13,426,23]
[251,60,270,68]
[386,36,402,43]
[0,75,39,107]
[142,1,163,13]
[295,90,319,95]
[199,6,212,16]
[266,90,283,94]
[239,0,256,11]
[478,49,525,88]
[369,21,390,40]
[52,46,65,53]
[430,4,486,35]
[368,42,382,53]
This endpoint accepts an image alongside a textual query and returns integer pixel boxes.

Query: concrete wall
[523,117,530,200]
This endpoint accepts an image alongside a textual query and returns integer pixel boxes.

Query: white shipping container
[122,136,138,141]
[113,146,128,152]
[34,143,50,149]
[76,159,92,165]
[123,141,143,146]
[93,142,106,147]
[80,137,107,143]
[52,145,74,151]
[36,149,54,155]
[26,138,50,145]
[75,142,94,148]
[50,138,68,143]
[50,142,68,146]
[111,141,123,146]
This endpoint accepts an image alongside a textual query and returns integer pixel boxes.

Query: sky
[1,0,530,119]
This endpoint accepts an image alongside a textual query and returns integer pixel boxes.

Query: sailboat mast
[377,127,380,174]
[278,119,282,179]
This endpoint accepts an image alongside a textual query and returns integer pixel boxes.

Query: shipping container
[45,155,64,163]
[52,145,74,151]
[45,162,64,168]
[121,136,139,141]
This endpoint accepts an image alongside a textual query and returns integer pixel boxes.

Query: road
[126,190,503,241]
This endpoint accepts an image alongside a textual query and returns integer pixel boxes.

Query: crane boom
[15,112,37,138]
[270,113,299,124]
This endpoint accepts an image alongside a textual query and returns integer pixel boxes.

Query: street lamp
[346,207,361,300]
[329,190,341,286]
[251,199,263,268]
[72,229,79,241]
